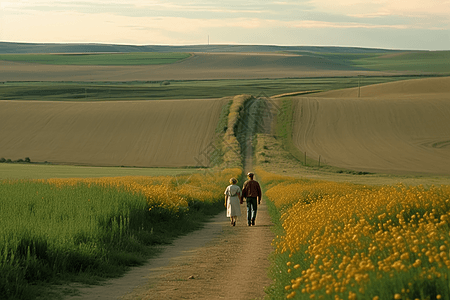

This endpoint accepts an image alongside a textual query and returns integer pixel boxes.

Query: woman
[224,178,242,226]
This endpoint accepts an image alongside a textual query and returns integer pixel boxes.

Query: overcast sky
[1,0,449,50]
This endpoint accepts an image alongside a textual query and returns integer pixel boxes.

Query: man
[241,172,262,226]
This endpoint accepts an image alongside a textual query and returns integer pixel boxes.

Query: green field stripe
[0,52,192,66]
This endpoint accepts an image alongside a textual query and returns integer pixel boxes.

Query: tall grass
[221,94,253,169]
[0,168,241,299]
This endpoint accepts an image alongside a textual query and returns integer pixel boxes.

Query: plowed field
[0,99,226,167]
[292,77,450,175]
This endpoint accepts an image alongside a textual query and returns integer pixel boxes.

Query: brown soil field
[0,99,226,167]
[291,76,450,175]
[314,76,450,98]
[0,52,394,81]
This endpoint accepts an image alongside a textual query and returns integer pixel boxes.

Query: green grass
[0,52,191,66]
[0,163,199,180]
[0,180,150,299]
[351,51,450,73]
[0,176,226,299]
[286,51,450,73]
[0,76,434,101]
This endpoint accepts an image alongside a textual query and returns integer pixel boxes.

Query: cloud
[0,8,271,44]
[1,0,269,15]
[308,0,450,18]
[287,20,409,29]
[0,7,414,46]
[1,0,448,48]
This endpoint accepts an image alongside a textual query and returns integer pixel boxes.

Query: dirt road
[65,97,275,300]
[65,198,274,300]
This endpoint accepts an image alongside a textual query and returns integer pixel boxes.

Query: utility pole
[357,75,363,98]
[358,77,360,98]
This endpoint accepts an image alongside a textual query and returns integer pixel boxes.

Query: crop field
[2,48,450,299]
[350,51,450,73]
[1,50,448,82]
[0,52,191,65]
[0,52,405,82]
[0,76,432,101]
[0,168,241,299]
[0,98,227,168]
[290,51,450,74]
[291,77,450,176]
[257,167,450,300]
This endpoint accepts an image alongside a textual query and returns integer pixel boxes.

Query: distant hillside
[0,42,403,54]
[291,76,450,175]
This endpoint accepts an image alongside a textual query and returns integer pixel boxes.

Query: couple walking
[224,172,262,227]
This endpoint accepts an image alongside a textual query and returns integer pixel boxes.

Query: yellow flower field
[257,168,450,300]
[34,168,241,212]
[0,168,241,299]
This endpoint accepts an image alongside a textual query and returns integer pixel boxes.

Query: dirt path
[64,98,275,300]
[125,203,273,300]
[65,204,274,300]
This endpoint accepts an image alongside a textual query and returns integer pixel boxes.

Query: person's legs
[247,197,257,226]
[251,199,258,225]
[246,200,252,225]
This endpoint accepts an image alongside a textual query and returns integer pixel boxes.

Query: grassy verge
[0,76,434,101]
[221,94,254,169]
[0,168,240,300]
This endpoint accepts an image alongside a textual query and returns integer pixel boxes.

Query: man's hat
[247,172,254,176]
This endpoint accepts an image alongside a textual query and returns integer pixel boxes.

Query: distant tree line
[0,157,31,163]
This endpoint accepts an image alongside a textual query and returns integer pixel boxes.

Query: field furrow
[292,77,450,175]
[0,99,227,167]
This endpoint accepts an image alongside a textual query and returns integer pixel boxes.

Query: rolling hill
[0,42,401,54]
[291,76,450,175]
[0,99,227,168]
[0,52,393,82]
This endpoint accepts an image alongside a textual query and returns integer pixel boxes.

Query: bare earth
[65,196,274,300]
[292,77,450,175]
[0,99,226,167]
[0,52,395,81]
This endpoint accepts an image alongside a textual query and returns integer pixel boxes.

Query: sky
[0,0,449,50]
